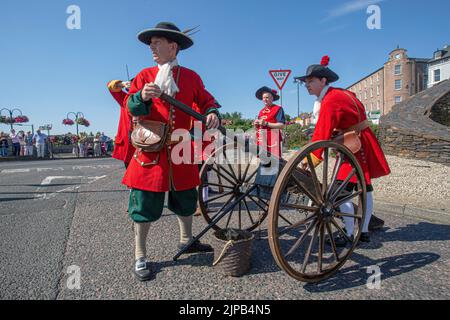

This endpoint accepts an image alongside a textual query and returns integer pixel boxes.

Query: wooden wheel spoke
[242,198,256,225]
[204,190,234,204]
[285,218,318,257]
[326,154,343,199]
[277,213,294,226]
[281,202,319,212]
[204,182,234,190]
[333,190,362,208]
[216,163,239,184]
[244,168,258,184]
[330,218,353,243]
[306,154,324,202]
[248,195,268,212]
[222,150,239,182]
[329,168,356,202]
[291,175,321,206]
[334,212,363,220]
[238,201,242,230]
[301,221,321,273]
[241,153,254,182]
[209,166,236,186]
[318,222,325,273]
[325,222,339,262]
[278,213,317,236]
[225,205,233,229]
[322,148,329,198]
[208,194,236,221]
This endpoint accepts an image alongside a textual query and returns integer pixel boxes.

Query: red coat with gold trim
[122,66,220,192]
[312,87,390,185]
[107,81,135,165]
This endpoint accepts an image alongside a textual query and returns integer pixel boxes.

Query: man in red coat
[298,56,391,245]
[253,86,286,159]
[123,22,221,281]
[107,79,135,167]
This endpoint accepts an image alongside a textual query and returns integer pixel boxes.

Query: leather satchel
[331,91,370,154]
[131,119,169,153]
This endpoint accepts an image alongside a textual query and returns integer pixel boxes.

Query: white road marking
[35,175,108,200]
[37,167,65,172]
[1,169,31,174]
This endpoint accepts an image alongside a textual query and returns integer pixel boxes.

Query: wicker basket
[212,229,254,277]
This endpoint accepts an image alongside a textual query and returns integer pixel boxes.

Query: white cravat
[312,85,330,125]
[154,59,179,97]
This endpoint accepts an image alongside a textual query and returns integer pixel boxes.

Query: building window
[377,73,380,82]
[370,88,373,97]
[371,102,374,111]
[434,69,441,82]
[364,91,367,100]
[395,96,402,104]
[364,80,367,88]
[395,53,401,60]
[370,77,373,85]
[377,85,380,95]
[395,79,402,90]
[358,83,361,90]
[394,64,402,75]
[377,100,380,110]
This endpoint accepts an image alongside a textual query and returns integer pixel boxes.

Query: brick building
[347,47,428,116]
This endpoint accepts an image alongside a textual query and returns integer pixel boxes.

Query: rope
[212,240,234,266]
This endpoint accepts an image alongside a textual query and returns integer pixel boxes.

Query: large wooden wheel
[268,141,367,283]
[198,141,269,232]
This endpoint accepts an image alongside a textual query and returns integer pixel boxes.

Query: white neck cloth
[154,59,179,97]
[312,85,330,125]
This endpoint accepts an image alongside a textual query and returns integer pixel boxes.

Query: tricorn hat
[297,56,339,83]
[255,86,280,101]
[137,22,196,50]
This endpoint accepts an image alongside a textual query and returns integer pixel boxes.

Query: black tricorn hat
[255,86,280,101]
[137,22,195,50]
[297,56,339,83]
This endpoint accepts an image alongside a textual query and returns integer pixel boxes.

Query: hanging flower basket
[0,116,15,124]
[77,117,90,127]
[14,115,29,123]
[63,118,75,125]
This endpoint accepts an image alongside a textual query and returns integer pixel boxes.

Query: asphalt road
[0,158,449,300]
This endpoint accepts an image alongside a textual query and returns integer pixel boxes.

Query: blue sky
[0,0,449,137]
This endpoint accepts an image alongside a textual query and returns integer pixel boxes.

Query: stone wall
[379,79,450,164]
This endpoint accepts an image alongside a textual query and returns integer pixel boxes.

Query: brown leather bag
[332,91,370,154]
[131,119,169,153]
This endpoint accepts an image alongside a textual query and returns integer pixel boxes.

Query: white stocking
[362,192,373,233]
[340,202,354,237]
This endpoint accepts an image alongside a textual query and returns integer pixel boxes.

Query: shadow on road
[304,251,440,292]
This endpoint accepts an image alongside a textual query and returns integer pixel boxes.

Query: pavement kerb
[374,199,450,225]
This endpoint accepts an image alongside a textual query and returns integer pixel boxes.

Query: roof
[346,67,384,89]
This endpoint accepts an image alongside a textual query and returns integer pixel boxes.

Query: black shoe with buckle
[133,258,153,281]
[326,233,354,247]
[369,215,384,231]
[178,239,214,253]
[359,232,371,243]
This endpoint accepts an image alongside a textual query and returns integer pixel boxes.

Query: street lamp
[0,107,28,130]
[63,112,89,136]
[39,124,52,136]
[293,77,303,118]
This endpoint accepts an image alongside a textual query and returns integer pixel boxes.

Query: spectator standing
[33,129,48,158]
[0,132,9,157]
[24,131,34,156]
[10,129,20,157]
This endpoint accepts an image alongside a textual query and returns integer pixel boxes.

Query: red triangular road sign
[269,69,292,90]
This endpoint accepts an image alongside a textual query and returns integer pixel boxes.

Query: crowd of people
[0,129,48,158]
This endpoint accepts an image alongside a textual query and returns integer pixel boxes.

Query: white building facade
[428,45,450,88]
